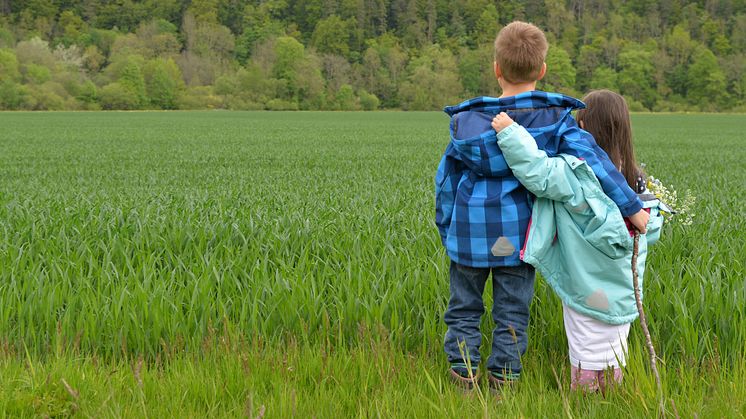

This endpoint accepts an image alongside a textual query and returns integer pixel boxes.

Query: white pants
[563,304,630,370]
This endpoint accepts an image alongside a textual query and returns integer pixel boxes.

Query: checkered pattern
[435,91,642,267]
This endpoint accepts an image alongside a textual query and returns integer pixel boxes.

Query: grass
[0,111,744,417]
[1,336,744,417]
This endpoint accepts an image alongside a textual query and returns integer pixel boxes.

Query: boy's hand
[491,112,514,133]
[629,209,650,234]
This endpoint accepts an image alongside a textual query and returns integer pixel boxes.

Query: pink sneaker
[570,366,622,394]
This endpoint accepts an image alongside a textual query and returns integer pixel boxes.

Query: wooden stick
[632,232,665,414]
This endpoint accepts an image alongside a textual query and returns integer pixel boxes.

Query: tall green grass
[0,112,445,358]
[0,111,744,416]
[1,332,744,417]
[0,112,743,361]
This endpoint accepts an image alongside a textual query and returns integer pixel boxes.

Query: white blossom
[646,173,696,226]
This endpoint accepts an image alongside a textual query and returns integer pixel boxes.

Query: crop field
[0,111,744,417]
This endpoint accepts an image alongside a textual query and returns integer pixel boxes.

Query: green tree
[83,45,105,73]
[99,82,140,110]
[119,57,147,107]
[701,17,721,48]
[235,2,286,64]
[358,89,380,110]
[711,34,731,56]
[191,22,235,64]
[589,67,618,91]
[736,73,746,106]
[665,25,696,67]
[214,72,238,104]
[272,36,305,102]
[2,0,746,112]
[134,19,182,58]
[687,46,728,109]
[179,14,235,86]
[398,44,462,110]
[541,46,576,95]
[311,15,352,57]
[15,37,55,68]
[296,52,325,110]
[0,26,13,48]
[457,43,498,97]
[544,0,572,40]
[662,26,696,98]
[448,5,466,43]
[320,54,351,94]
[359,34,407,108]
[575,36,605,92]
[23,63,51,84]
[87,28,118,58]
[244,64,275,106]
[732,14,746,54]
[217,0,248,34]
[144,58,184,109]
[187,0,219,25]
[617,43,657,110]
[58,10,87,46]
[94,1,146,32]
[0,48,23,109]
[25,82,66,110]
[335,84,357,110]
[462,0,493,37]
[23,0,56,20]
[76,79,98,106]
[0,80,26,109]
[395,0,427,48]
[473,5,499,46]
[143,0,182,25]
[0,48,20,82]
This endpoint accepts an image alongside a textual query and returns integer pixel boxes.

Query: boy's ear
[537,62,547,81]
[493,61,502,80]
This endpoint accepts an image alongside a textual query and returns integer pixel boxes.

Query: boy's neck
[498,81,538,98]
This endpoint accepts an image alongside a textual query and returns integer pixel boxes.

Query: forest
[0,0,745,111]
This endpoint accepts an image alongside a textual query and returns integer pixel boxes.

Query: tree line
[1,0,745,112]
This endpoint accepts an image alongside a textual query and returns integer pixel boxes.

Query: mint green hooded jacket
[496,123,664,325]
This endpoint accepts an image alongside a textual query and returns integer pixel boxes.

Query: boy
[435,21,649,389]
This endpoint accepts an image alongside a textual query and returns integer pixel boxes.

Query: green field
[0,111,744,417]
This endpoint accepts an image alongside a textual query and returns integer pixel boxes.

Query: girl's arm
[493,112,650,233]
[491,114,579,203]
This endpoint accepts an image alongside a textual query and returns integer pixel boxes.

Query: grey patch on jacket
[491,236,516,256]
[585,289,610,311]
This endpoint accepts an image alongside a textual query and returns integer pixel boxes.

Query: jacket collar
[444,91,586,116]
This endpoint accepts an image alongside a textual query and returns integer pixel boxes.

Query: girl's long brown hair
[576,90,639,189]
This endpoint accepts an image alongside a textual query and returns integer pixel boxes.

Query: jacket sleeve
[495,122,578,202]
[434,152,456,245]
[557,120,643,217]
[642,199,665,246]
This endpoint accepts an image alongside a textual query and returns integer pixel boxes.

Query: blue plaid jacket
[435,91,643,267]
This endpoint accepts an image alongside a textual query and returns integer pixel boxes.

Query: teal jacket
[496,123,664,325]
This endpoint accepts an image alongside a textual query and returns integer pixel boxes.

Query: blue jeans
[443,261,535,377]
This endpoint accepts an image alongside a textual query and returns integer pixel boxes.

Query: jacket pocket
[575,195,632,259]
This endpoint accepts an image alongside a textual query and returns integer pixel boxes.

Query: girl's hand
[629,209,650,234]
[491,112,514,133]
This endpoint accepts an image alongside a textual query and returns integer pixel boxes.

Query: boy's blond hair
[494,21,548,83]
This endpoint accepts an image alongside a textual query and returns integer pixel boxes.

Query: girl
[490,90,663,392]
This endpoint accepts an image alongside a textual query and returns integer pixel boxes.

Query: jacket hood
[444,92,586,143]
[443,91,586,116]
